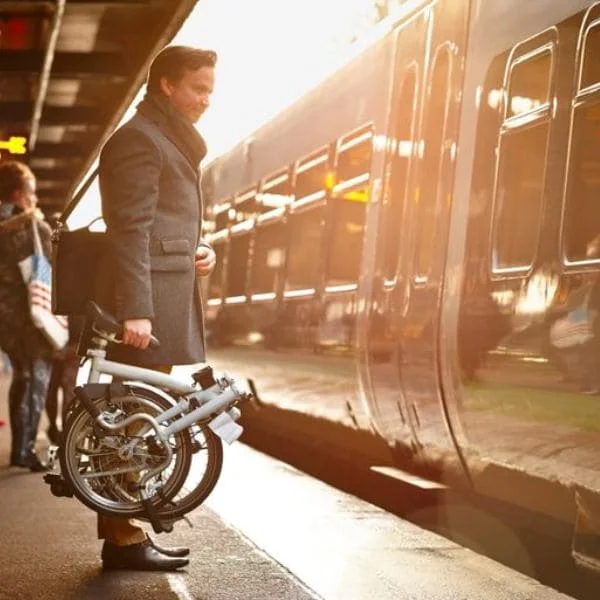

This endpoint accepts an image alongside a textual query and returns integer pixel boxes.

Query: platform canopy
[0,0,199,211]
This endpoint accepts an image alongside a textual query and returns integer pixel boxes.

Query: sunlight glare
[175,0,378,160]
[67,0,380,227]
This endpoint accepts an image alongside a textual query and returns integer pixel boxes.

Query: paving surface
[0,370,576,600]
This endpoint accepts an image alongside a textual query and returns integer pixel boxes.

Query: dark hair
[147,46,217,94]
[0,160,35,202]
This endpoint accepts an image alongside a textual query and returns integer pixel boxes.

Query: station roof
[0,0,199,212]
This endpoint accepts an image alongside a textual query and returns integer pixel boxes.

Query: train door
[399,0,470,455]
[367,0,471,458]
[363,9,428,445]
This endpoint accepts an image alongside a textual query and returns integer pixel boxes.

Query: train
[195,0,600,573]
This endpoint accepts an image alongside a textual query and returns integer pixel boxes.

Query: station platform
[0,374,575,600]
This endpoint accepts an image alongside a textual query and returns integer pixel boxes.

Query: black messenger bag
[51,169,106,316]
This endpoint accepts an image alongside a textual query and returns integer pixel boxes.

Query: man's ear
[159,76,173,97]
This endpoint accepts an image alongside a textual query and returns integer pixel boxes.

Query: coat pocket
[150,238,192,272]
[150,255,192,272]
[160,239,190,254]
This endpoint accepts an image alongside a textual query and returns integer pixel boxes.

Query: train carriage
[201,0,600,572]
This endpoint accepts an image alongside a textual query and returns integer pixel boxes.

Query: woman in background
[0,161,53,471]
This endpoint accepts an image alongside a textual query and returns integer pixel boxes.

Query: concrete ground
[0,370,577,600]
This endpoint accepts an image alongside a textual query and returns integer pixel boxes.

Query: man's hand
[195,245,216,277]
[122,318,152,350]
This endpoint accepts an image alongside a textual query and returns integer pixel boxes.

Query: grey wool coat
[95,110,210,367]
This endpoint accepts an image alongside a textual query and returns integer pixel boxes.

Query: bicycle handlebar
[86,301,160,349]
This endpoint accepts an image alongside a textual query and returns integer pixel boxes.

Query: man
[95,45,218,571]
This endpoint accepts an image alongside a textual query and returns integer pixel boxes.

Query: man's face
[161,66,215,124]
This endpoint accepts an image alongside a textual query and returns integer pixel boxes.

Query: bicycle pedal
[45,445,59,470]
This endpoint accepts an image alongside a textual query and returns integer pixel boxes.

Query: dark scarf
[137,92,207,169]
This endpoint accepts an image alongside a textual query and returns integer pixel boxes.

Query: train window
[493,123,549,269]
[260,170,291,212]
[563,101,600,262]
[201,219,215,237]
[327,196,366,285]
[581,24,600,90]
[327,127,372,285]
[233,188,258,222]
[336,128,373,186]
[507,50,552,118]
[294,150,328,201]
[383,69,417,281]
[491,41,554,272]
[226,229,252,297]
[212,201,232,230]
[414,50,451,281]
[250,221,287,294]
[208,239,226,300]
[286,205,325,290]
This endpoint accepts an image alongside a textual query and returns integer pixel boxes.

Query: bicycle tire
[58,385,193,519]
[146,423,223,521]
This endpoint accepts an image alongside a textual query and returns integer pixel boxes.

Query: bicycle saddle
[86,301,160,348]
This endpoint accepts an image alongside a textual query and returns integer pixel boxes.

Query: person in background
[94,45,217,571]
[0,161,53,471]
[44,317,83,444]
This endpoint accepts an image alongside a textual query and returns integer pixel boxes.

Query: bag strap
[58,166,99,224]
[31,219,43,256]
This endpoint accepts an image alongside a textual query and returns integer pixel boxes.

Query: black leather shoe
[101,540,189,571]
[148,536,190,558]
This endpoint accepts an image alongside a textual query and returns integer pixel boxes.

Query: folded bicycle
[44,302,253,534]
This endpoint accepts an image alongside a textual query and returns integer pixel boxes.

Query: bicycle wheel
[145,422,223,521]
[59,386,192,519]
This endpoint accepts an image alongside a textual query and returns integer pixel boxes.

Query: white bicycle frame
[74,339,246,498]
[86,345,244,441]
